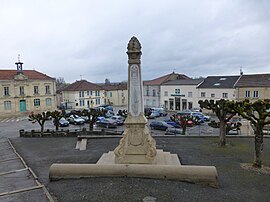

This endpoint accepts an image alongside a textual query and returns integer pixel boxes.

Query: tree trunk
[182,123,187,135]
[41,124,44,135]
[253,129,263,168]
[219,120,226,146]
[89,122,94,131]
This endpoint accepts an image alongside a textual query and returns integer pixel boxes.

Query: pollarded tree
[50,110,65,131]
[199,99,236,146]
[233,99,270,168]
[79,108,106,130]
[28,111,51,135]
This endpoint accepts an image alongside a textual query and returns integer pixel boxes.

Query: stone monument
[114,37,157,164]
[49,37,218,188]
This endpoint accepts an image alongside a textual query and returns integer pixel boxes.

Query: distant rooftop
[197,76,240,89]
[162,78,203,86]
[0,70,55,80]
[143,72,190,86]
[62,80,103,91]
[234,73,270,87]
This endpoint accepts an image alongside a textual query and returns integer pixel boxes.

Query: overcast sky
[1,0,270,83]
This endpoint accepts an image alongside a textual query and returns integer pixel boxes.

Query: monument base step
[97,149,181,165]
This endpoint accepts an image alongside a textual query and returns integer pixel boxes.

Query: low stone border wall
[19,128,123,137]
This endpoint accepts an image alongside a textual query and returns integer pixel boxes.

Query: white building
[161,79,203,111]
[61,80,106,109]
[197,76,240,101]
[143,72,190,108]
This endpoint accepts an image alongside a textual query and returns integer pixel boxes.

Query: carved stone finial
[127,36,142,63]
[127,36,141,52]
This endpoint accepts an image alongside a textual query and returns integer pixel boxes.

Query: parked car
[57,117,69,127]
[109,116,125,125]
[191,113,205,124]
[192,112,211,122]
[147,111,160,119]
[165,127,183,135]
[149,121,173,131]
[105,110,115,118]
[163,118,181,128]
[67,115,85,125]
[151,108,168,116]
[96,119,117,128]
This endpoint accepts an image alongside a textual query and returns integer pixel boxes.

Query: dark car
[163,118,181,128]
[96,119,117,128]
[149,121,172,131]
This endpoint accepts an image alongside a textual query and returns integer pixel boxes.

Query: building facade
[160,79,203,111]
[0,62,57,118]
[197,76,240,101]
[61,80,107,109]
[102,82,128,106]
[143,72,190,108]
[234,74,270,101]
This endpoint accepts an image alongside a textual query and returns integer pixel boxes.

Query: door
[20,100,26,112]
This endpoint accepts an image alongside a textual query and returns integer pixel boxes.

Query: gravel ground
[10,136,270,202]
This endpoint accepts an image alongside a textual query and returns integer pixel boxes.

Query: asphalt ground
[8,136,270,202]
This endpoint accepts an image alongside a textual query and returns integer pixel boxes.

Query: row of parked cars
[53,105,127,128]
[149,110,211,135]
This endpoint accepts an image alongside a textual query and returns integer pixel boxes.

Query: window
[34,86,39,94]
[34,99,40,106]
[79,99,84,106]
[19,86,25,95]
[45,85,51,94]
[211,93,215,98]
[79,91,84,97]
[245,90,250,98]
[95,91,100,96]
[4,101,11,110]
[110,92,112,97]
[4,87,9,96]
[164,91,168,96]
[46,98,52,106]
[175,89,180,94]
[253,91,259,98]
[201,92,206,97]
[188,92,192,97]
[145,86,150,96]
[96,98,100,105]
[153,89,156,96]
[222,93,228,98]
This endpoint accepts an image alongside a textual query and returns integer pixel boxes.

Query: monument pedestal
[114,113,157,164]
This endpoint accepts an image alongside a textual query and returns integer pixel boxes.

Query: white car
[109,116,125,125]
[68,115,85,125]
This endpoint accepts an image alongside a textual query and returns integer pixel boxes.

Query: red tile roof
[234,74,270,87]
[0,70,55,80]
[143,72,190,86]
[62,80,103,91]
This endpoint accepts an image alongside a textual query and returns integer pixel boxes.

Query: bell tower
[15,54,23,74]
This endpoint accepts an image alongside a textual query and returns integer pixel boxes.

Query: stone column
[114,37,157,164]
